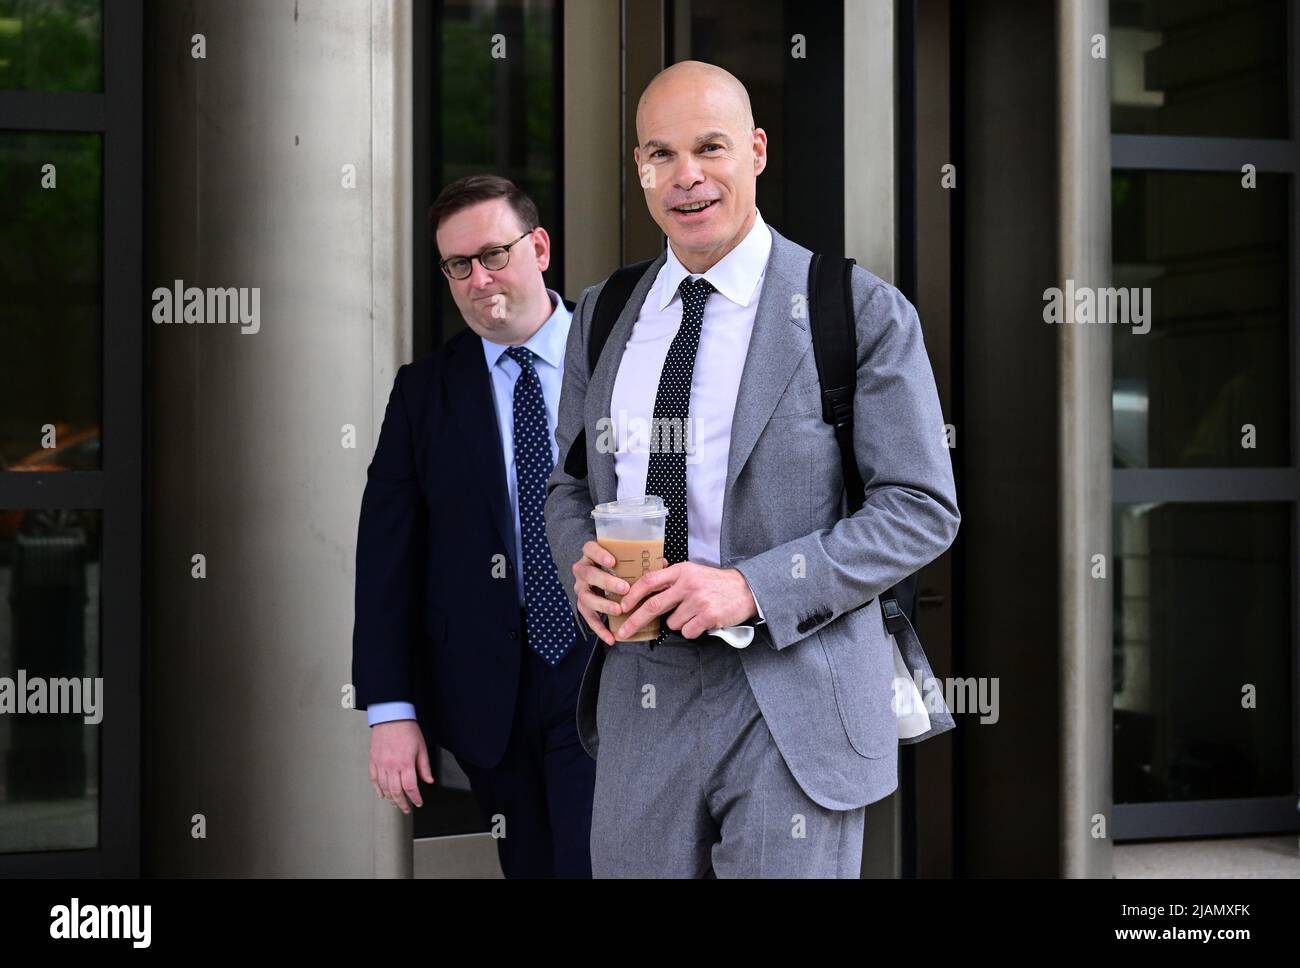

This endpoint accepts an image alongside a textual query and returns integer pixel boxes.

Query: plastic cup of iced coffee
[590,496,669,641]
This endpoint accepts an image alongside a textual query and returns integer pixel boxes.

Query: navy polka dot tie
[505,346,573,666]
[644,276,715,644]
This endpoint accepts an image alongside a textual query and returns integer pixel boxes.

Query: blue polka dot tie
[644,276,715,644]
[505,346,573,666]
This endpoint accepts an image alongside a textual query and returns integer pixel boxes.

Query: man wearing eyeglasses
[351,174,596,878]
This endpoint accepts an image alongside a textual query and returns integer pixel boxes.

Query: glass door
[0,0,142,875]
[1109,0,1300,839]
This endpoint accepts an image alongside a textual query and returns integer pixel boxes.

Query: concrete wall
[144,0,412,876]
[563,0,621,296]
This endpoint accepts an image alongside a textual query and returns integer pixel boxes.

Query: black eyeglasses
[438,231,533,280]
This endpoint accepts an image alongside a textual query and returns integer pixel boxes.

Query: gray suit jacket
[544,224,960,811]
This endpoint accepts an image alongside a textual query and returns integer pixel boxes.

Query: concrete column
[563,0,622,295]
[145,0,412,876]
[1056,0,1114,879]
[622,0,668,264]
[845,0,897,284]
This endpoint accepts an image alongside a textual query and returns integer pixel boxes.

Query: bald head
[633,61,767,273]
[636,61,754,143]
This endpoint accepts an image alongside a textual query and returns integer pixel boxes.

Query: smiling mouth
[671,199,718,215]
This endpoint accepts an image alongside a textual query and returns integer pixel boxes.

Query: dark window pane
[436,0,559,341]
[1113,503,1292,805]
[1112,169,1289,468]
[0,511,101,853]
[0,0,103,92]
[1110,0,1288,138]
[0,131,101,470]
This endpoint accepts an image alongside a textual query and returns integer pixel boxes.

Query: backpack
[582,254,922,638]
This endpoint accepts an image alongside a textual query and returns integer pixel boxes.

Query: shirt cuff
[751,590,766,625]
[367,701,417,727]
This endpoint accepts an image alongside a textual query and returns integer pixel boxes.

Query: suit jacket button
[509,630,519,640]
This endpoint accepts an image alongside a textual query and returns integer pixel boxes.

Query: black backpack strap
[587,259,655,375]
[808,254,863,512]
[561,259,655,481]
[807,254,920,628]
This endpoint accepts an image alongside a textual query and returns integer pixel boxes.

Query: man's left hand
[615,561,758,640]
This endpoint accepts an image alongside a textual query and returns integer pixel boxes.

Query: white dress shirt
[609,209,772,569]
[368,289,571,726]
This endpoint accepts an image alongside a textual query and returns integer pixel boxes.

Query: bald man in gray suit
[545,61,960,878]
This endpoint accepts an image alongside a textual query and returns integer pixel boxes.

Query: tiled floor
[1115,835,1300,878]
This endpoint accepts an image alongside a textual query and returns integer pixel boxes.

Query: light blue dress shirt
[368,290,573,727]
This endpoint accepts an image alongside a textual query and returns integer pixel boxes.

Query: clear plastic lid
[590,495,669,519]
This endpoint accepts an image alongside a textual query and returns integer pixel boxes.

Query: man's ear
[751,127,769,178]
[532,226,551,272]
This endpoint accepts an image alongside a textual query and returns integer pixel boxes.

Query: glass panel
[1109,0,1288,138]
[0,0,103,92]
[0,131,101,471]
[0,509,101,853]
[1113,502,1292,805]
[1112,169,1289,468]
[436,0,560,341]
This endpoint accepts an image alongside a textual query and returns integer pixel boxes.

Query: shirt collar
[657,208,772,311]
[481,288,571,371]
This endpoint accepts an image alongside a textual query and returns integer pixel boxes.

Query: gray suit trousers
[590,634,865,878]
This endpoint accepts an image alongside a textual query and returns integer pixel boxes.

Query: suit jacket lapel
[724,228,812,500]
[445,336,515,561]
[585,254,667,507]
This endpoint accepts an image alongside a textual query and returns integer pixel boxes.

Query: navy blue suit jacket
[351,321,588,770]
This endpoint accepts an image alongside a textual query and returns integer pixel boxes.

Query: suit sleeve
[734,275,960,650]
[351,362,428,710]
[545,281,605,629]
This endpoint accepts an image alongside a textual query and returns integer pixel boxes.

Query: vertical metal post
[1056,0,1114,879]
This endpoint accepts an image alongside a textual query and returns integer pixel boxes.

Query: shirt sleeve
[367,701,417,727]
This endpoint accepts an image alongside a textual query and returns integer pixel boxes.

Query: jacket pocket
[769,380,824,418]
[817,600,896,759]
